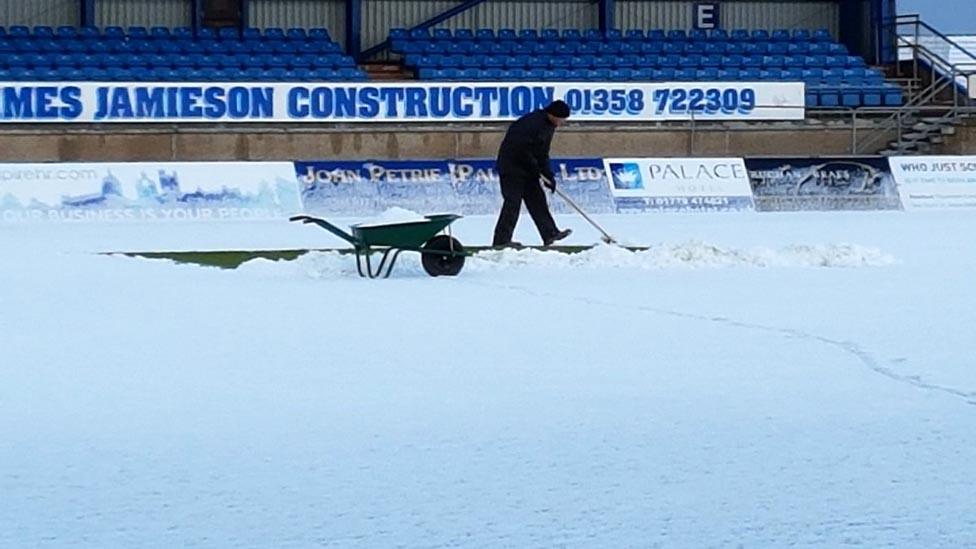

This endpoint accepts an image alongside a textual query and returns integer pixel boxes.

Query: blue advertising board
[296,158,614,216]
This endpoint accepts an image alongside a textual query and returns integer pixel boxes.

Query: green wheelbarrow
[289,213,466,278]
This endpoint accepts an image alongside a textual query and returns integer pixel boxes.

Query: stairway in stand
[362,62,415,81]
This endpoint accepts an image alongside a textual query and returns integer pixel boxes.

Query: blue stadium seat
[768,42,789,55]
[197,55,219,68]
[157,41,181,54]
[605,29,623,41]
[771,29,791,42]
[490,42,514,54]
[584,29,603,41]
[813,29,832,42]
[845,55,866,67]
[481,55,502,68]
[882,83,903,105]
[103,26,125,40]
[759,69,780,81]
[312,68,337,80]
[685,54,703,67]
[77,26,99,40]
[454,29,474,41]
[462,42,485,56]
[264,67,287,80]
[704,42,726,55]
[662,42,684,54]
[241,67,263,80]
[541,28,560,41]
[731,29,750,41]
[725,42,746,55]
[783,68,803,81]
[697,68,719,80]
[647,29,666,41]
[631,67,653,81]
[126,26,148,39]
[218,27,238,40]
[433,28,451,40]
[840,86,862,107]
[389,28,408,40]
[619,54,640,68]
[610,68,632,81]
[593,55,615,68]
[562,29,582,41]
[667,30,687,41]
[549,68,570,81]
[508,68,528,81]
[640,42,663,54]
[33,26,54,38]
[723,54,745,67]
[512,42,532,56]
[763,55,786,68]
[751,30,770,41]
[525,68,545,80]
[56,26,77,39]
[515,29,537,42]
[808,42,830,55]
[149,26,171,40]
[624,29,644,42]
[5,54,27,67]
[308,28,330,41]
[263,27,285,41]
[654,68,676,80]
[710,29,729,41]
[690,29,708,41]
[740,68,761,80]
[793,29,812,42]
[240,27,261,42]
[675,68,695,81]
[554,42,576,55]
[802,68,826,83]
[482,67,503,80]
[718,68,740,80]
[8,25,30,38]
[498,28,517,41]
[828,43,848,54]
[172,27,193,40]
[702,54,722,67]
[598,42,619,55]
[661,54,681,66]
[788,42,810,55]
[784,55,804,68]
[475,28,494,40]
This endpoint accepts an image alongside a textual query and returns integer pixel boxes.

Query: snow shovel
[542,176,619,245]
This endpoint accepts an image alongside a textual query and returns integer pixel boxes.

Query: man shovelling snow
[492,100,574,248]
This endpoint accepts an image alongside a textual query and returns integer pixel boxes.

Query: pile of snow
[352,207,428,227]
[469,241,896,272]
[236,240,895,280]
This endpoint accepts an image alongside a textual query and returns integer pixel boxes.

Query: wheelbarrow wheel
[421,235,465,277]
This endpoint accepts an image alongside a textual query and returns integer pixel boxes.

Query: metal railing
[852,14,976,154]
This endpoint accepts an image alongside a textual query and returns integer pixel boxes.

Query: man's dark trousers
[492,173,558,246]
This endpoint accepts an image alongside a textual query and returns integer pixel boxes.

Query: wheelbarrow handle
[289,215,360,246]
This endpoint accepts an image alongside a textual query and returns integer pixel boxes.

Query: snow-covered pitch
[2,210,974,547]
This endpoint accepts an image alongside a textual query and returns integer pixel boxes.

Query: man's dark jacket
[496,109,557,184]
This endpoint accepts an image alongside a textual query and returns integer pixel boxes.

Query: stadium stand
[0,25,368,82]
[391,27,904,107]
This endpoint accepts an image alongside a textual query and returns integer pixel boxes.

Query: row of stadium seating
[0,25,333,42]
[0,67,366,82]
[0,39,343,54]
[390,28,836,43]
[416,67,884,84]
[395,41,849,56]
[405,54,866,70]
[2,53,356,69]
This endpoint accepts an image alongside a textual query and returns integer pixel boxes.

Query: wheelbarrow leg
[381,250,404,278]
